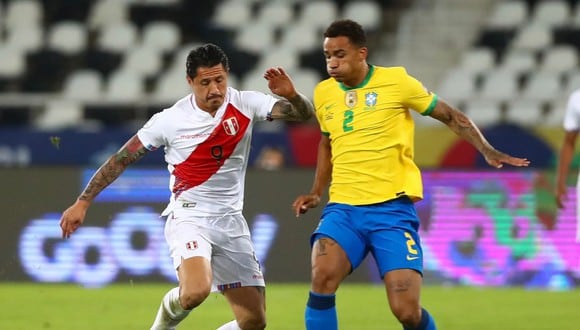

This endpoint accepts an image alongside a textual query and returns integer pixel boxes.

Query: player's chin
[208,98,224,106]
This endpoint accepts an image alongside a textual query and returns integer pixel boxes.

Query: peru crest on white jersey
[137,87,278,216]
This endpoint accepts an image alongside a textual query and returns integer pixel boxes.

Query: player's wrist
[75,198,92,209]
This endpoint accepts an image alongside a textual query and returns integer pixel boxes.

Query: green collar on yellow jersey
[339,65,375,91]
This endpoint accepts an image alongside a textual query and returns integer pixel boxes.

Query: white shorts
[164,209,265,292]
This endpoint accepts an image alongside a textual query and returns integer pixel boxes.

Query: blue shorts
[311,197,423,278]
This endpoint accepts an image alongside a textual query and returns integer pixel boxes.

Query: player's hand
[484,150,530,168]
[292,194,321,217]
[555,185,567,209]
[60,200,89,239]
[264,67,297,100]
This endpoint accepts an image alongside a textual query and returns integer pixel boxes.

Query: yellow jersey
[314,65,438,205]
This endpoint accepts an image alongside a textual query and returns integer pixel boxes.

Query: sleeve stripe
[421,94,438,116]
[322,131,330,136]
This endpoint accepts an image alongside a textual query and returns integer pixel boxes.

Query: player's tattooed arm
[270,93,314,122]
[78,135,149,202]
[429,100,506,160]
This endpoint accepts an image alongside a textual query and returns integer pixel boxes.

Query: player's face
[188,64,228,113]
[323,36,367,87]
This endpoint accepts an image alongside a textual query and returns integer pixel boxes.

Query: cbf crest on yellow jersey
[314,65,438,205]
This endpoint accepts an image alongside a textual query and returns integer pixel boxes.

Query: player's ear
[358,47,368,60]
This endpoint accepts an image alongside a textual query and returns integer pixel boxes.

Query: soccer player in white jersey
[59,43,314,330]
[555,88,580,240]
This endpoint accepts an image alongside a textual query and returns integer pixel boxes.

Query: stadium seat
[505,99,545,126]
[4,26,44,53]
[498,49,537,74]
[297,0,339,30]
[234,21,275,55]
[278,23,320,54]
[545,99,567,126]
[141,21,181,54]
[458,47,496,75]
[96,21,138,53]
[563,70,580,96]
[255,47,299,73]
[464,99,503,127]
[478,70,519,103]
[288,68,321,100]
[62,69,104,102]
[87,0,129,30]
[520,71,561,103]
[256,1,294,29]
[241,70,272,95]
[4,0,43,30]
[486,0,528,29]
[152,70,189,104]
[47,21,88,55]
[118,46,163,78]
[33,99,84,131]
[0,46,26,79]
[539,45,578,75]
[104,70,144,102]
[342,0,382,32]
[511,23,553,52]
[212,0,253,31]
[436,68,477,105]
[531,0,570,27]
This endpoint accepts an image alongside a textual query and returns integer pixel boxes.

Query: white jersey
[137,87,278,216]
[563,89,580,132]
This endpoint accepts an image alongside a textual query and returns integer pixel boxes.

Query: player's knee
[237,314,266,330]
[179,286,211,310]
[390,304,421,328]
[311,265,341,293]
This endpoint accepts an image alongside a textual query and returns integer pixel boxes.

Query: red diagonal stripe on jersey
[172,104,251,194]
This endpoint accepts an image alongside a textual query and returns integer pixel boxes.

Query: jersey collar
[339,64,374,91]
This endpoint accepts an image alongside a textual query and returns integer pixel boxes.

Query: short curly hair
[186,43,230,79]
[324,19,367,48]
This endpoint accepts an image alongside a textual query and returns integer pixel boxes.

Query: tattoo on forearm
[79,137,148,201]
[277,93,313,121]
[442,107,495,156]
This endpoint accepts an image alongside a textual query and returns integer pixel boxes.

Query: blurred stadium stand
[0,0,577,168]
[0,0,403,129]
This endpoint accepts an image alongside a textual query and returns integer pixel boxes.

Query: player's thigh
[309,236,351,294]
[383,268,422,316]
[223,286,266,322]
[166,219,213,293]
[178,256,212,295]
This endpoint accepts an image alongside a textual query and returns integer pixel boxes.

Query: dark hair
[324,19,367,48]
[186,43,230,79]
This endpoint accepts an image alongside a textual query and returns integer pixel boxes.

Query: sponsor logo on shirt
[177,132,212,139]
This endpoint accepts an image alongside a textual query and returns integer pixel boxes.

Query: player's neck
[344,63,370,88]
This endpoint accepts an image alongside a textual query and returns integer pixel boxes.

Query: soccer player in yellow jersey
[292,19,530,330]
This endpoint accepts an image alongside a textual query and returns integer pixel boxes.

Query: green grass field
[1,283,578,329]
